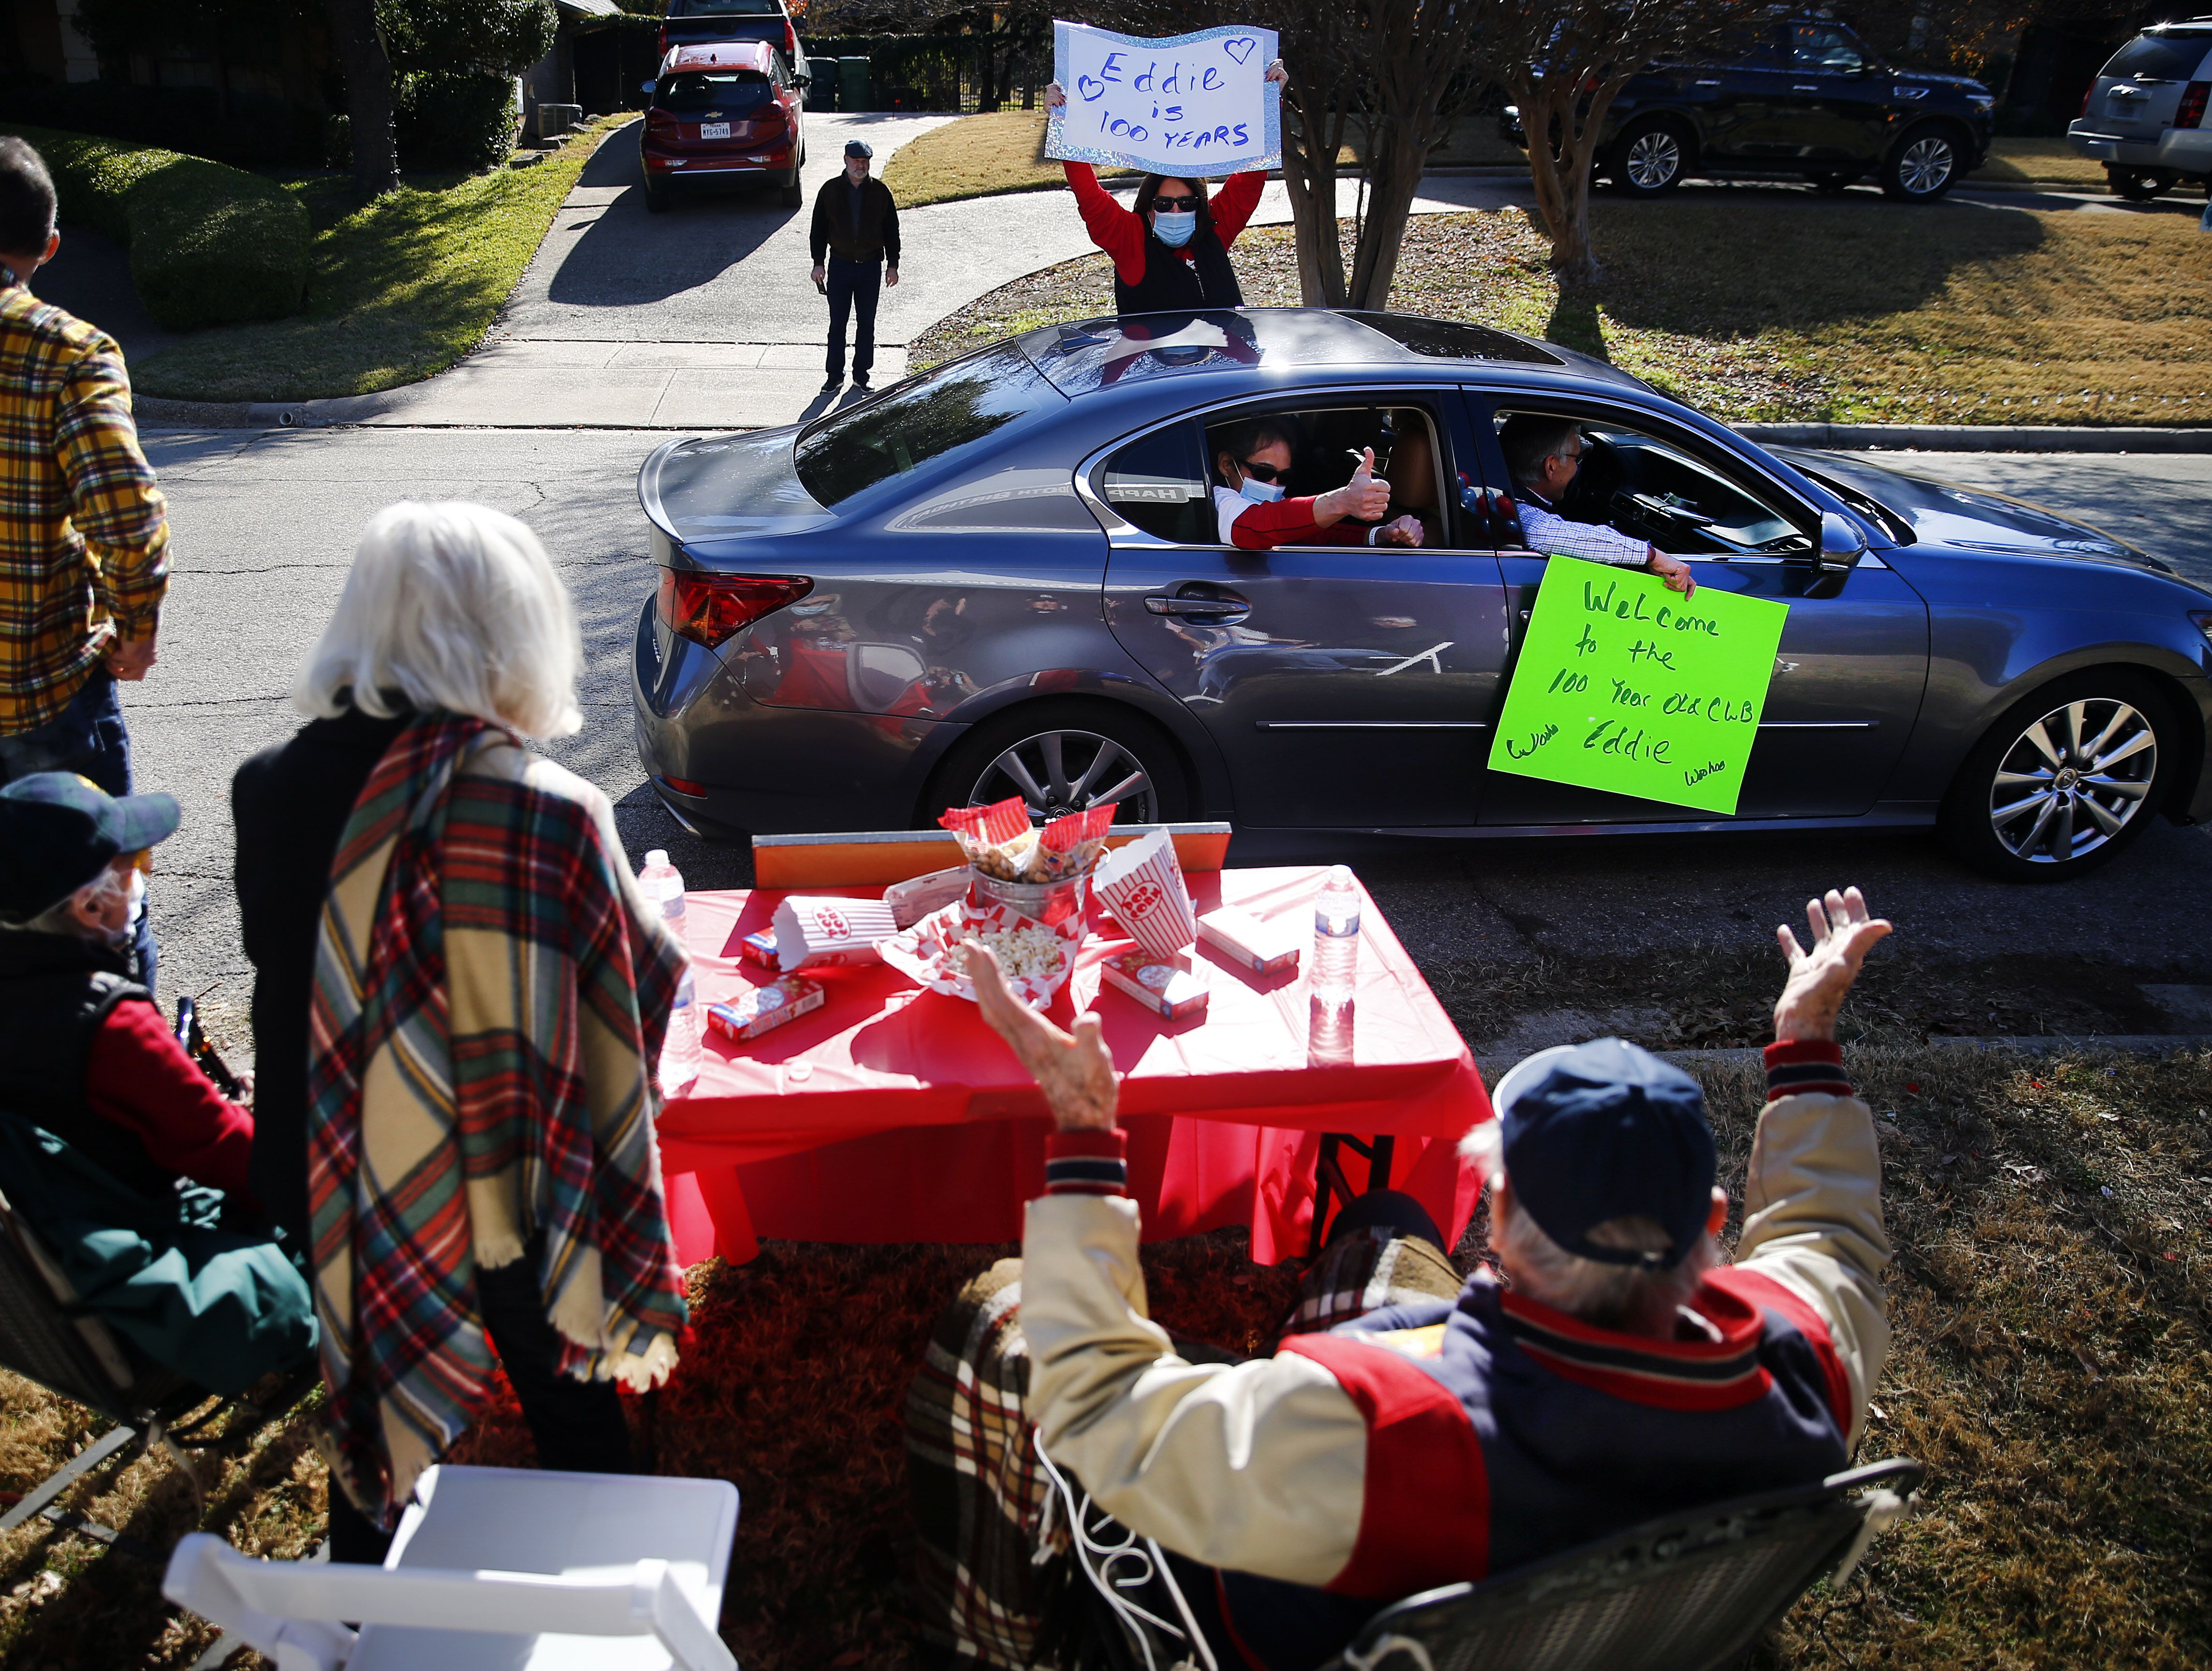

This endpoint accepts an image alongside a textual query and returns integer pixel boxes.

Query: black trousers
[825,254,881,379]
[327,1239,633,1564]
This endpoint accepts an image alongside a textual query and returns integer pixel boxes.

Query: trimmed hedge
[0,122,309,331]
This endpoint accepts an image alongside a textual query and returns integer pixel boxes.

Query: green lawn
[132,116,631,404]
[914,199,2212,426]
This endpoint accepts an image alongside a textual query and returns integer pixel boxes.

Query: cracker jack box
[706,978,825,1041]
[1100,949,1210,1020]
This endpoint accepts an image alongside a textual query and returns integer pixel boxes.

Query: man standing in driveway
[810,139,900,394]
[0,137,169,994]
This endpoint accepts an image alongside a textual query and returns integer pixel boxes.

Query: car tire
[1610,118,1691,196]
[920,700,1190,829]
[1938,671,2175,882]
[1804,167,1858,194]
[2106,166,2172,201]
[1879,125,1962,202]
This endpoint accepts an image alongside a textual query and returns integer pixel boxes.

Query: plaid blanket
[306,714,689,1520]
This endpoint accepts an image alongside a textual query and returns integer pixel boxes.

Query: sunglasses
[1151,195,1202,214]
[1239,458,1286,482]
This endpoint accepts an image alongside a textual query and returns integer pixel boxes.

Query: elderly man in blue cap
[908,886,1892,1670]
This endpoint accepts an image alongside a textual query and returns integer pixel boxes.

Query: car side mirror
[1819,511,1868,572]
[641,79,657,95]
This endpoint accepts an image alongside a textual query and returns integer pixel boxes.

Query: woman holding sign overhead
[1043,59,1286,315]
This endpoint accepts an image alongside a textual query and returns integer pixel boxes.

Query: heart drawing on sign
[1222,37,1256,64]
[1076,74,1105,101]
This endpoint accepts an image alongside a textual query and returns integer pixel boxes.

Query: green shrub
[395,70,518,172]
[0,122,308,330]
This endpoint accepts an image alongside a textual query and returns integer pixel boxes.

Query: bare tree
[1099,0,1488,310]
[324,0,400,195]
[1471,0,1745,282]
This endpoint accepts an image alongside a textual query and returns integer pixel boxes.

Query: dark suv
[1502,16,1994,201]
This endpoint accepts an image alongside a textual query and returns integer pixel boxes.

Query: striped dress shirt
[1516,489,1649,568]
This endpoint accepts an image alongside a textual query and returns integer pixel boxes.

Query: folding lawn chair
[0,1176,313,1554]
[164,1463,743,1671]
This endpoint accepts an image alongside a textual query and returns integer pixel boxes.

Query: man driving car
[1499,414,1696,596]
[1212,417,1425,551]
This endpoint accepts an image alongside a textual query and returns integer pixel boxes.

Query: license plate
[699,122,732,139]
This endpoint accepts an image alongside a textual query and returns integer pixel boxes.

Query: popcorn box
[1197,907,1302,976]
[1100,950,1210,1020]
[738,930,780,969]
[1091,828,1198,959]
[772,894,897,972]
[706,978,825,1041]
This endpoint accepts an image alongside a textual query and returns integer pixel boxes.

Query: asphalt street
[127,428,2212,1060]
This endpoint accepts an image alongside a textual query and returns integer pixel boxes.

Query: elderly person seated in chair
[0,773,311,1395]
[907,887,1892,1670]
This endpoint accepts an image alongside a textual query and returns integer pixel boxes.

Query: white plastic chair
[163,1464,741,1671]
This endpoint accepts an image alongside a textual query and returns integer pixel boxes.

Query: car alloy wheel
[1884,132,1956,200]
[1986,697,2157,865]
[968,727,1160,824]
[1621,127,1684,192]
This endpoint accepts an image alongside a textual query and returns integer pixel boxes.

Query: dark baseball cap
[1492,1037,1716,1270]
[0,772,179,921]
[844,139,874,159]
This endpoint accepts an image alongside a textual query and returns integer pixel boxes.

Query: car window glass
[667,0,781,15]
[1336,313,1562,366]
[1100,421,1210,542]
[658,73,773,113]
[794,346,1065,509]
[2100,31,2212,80]
[1492,408,1811,556]
[1199,402,1460,550]
[1791,24,1865,71]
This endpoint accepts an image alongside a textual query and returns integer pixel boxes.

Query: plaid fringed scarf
[305,713,689,1521]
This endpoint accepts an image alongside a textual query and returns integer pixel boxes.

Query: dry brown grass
[879,110,1135,209]
[3,1043,2203,1669]
[910,198,2212,425]
[1981,137,2112,189]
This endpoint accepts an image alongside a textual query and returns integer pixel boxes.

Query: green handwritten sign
[1486,556,1790,815]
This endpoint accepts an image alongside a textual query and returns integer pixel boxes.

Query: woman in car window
[1042,62,1288,315]
[1210,416,1423,550]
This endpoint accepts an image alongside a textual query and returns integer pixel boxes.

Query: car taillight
[657,569,812,648]
[657,25,668,54]
[2080,80,2094,119]
[786,21,798,60]
[754,106,786,133]
[647,114,679,141]
[2178,81,2210,129]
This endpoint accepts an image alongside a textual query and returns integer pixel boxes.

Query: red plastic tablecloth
[656,866,1492,1266]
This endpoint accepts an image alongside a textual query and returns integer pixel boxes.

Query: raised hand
[964,938,1119,1131]
[1773,887,1892,1044]
[1319,448,1392,524]
[1264,59,1289,85]
[1044,80,1067,113]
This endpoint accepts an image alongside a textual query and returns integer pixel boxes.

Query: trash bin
[838,56,872,114]
[803,55,836,111]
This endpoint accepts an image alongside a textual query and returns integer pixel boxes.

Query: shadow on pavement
[548,117,804,309]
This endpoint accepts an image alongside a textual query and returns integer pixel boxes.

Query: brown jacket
[809,174,901,265]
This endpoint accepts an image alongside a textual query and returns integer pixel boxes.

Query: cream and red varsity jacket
[1020,1040,1890,1668]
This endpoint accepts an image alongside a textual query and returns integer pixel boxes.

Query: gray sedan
[633,308,2212,882]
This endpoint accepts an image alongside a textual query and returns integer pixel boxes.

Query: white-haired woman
[233,502,689,1563]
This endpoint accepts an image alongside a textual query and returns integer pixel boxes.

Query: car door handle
[1793,84,1819,92]
[1695,77,1722,86]
[1146,593,1249,618]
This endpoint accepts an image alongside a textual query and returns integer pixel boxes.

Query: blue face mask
[1152,210,1198,248]
[1237,475,1285,504]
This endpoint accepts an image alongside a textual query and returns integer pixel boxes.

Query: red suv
[640,39,808,213]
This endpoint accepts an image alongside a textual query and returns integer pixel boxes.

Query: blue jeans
[0,669,159,997]
[825,255,881,380]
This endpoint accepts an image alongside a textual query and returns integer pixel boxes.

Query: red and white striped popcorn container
[771,894,898,971]
[1091,828,1197,959]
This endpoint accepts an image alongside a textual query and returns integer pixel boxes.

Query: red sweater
[1062,162,1267,288]
[85,997,259,1207]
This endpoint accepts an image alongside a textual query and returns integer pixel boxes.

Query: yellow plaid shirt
[0,283,169,735]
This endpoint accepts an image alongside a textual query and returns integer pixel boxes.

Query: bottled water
[1311,865,1361,1012]
[638,849,700,1094]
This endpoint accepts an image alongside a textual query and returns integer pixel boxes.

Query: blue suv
[1502,15,1994,202]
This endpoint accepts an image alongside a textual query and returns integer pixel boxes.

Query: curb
[1736,423,2212,454]
[1661,1035,2212,1067]
[137,391,409,430]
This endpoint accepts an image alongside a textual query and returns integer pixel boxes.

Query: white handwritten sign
[1046,21,1280,178]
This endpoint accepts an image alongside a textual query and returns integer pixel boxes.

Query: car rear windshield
[2101,30,2212,80]
[793,346,1065,508]
[657,72,773,114]
[667,0,781,15]
[1339,312,1564,365]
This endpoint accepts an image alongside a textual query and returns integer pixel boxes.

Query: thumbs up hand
[1348,447,1391,520]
